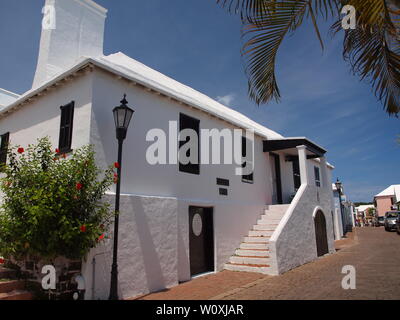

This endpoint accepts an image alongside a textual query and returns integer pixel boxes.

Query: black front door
[314,210,329,257]
[270,153,283,204]
[189,206,214,277]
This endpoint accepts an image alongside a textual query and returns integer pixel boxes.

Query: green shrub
[0,137,115,260]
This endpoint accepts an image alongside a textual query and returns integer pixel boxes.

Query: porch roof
[263,137,327,158]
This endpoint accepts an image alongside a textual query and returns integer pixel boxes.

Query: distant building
[374,185,400,217]
[355,204,375,226]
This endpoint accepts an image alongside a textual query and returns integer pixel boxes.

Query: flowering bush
[0,137,115,260]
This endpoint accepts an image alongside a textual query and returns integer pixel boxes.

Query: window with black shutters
[292,159,301,190]
[179,113,200,175]
[314,166,321,187]
[241,136,254,183]
[0,132,10,168]
[58,101,75,153]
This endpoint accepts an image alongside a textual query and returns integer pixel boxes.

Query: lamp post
[109,94,134,300]
[335,178,346,234]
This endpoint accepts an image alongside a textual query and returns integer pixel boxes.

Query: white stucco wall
[269,184,335,275]
[86,69,273,297]
[82,194,179,300]
[0,73,93,151]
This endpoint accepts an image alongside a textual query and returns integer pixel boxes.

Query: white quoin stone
[33,0,107,88]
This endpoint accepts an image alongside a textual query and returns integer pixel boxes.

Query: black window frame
[179,113,200,175]
[58,101,75,154]
[241,136,254,184]
[0,132,10,169]
[314,166,321,187]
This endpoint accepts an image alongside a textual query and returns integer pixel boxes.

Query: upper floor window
[179,113,200,175]
[241,136,254,184]
[314,166,321,187]
[58,101,75,153]
[0,132,10,168]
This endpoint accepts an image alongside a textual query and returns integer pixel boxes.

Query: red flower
[76,183,83,190]
[55,148,60,154]
[98,234,105,241]
[114,173,118,178]
[0,258,5,264]
[17,147,24,154]
[114,162,120,169]
[80,225,87,233]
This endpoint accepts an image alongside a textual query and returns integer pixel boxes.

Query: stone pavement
[137,227,400,300]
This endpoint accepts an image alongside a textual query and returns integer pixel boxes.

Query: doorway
[269,153,283,204]
[314,210,329,257]
[189,206,214,277]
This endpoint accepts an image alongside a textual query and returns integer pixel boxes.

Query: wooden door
[314,210,329,257]
[189,206,214,276]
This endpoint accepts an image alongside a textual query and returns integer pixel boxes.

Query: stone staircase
[224,204,290,274]
[0,267,33,300]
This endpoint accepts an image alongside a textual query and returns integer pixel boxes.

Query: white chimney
[32,0,108,88]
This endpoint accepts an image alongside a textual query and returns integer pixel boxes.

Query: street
[138,227,400,300]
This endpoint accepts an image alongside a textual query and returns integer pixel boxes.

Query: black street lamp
[109,94,134,300]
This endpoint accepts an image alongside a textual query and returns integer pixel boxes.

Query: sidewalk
[136,227,400,300]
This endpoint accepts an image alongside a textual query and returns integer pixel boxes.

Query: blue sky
[0,0,399,202]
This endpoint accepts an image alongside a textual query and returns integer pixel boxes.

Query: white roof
[97,53,285,140]
[375,185,400,200]
[355,205,374,212]
[0,88,20,110]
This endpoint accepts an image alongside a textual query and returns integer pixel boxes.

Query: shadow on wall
[131,197,166,293]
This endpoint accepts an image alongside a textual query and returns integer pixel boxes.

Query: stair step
[248,230,274,237]
[265,204,290,211]
[0,290,33,300]
[253,224,277,231]
[239,242,269,250]
[230,256,270,265]
[257,220,280,226]
[0,280,25,294]
[235,249,269,257]
[262,213,285,219]
[244,236,270,243]
[224,263,271,274]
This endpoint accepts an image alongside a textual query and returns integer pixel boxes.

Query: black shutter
[58,101,75,153]
[292,159,301,189]
[242,136,254,183]
[0,132,10,166]
[179,113,200,175]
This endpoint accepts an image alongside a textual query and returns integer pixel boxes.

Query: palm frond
[342,26,400,115]
[241,1,309,104]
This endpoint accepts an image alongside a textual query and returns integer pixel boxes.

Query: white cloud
[216,93,235,106]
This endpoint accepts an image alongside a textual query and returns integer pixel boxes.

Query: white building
[0,0,338,299]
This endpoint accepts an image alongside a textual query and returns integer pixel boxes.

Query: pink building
[374,185,400,217]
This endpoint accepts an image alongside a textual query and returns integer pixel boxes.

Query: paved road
[138,227,400,300]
